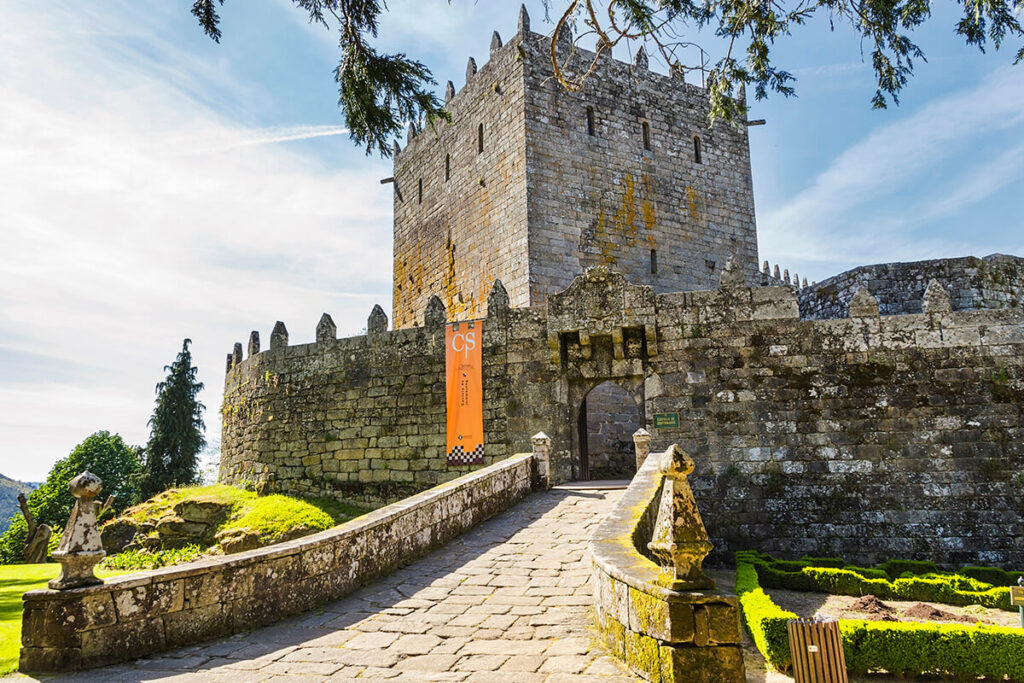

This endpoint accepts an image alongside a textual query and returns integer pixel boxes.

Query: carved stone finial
[425,295,446,330]
[406,122,416,143]
[762,260,770,274]
[647,445,715,590]
[773,264,781,279]
[445,80,456,104]
[225,353,233,373]
[783,269,790,283]
[317,313,337,343]
[518,4,530,34]
[393,140,401,156]
[368,304,389,334]
[923,279,952,314]
[633,428,652,470]
[487,279,510,316]
[719,255,745,289]
[802,277,808,288]
[848,287,880,318]
[49,472,105,590]
[248,330,260,357]
[466,56,477,82]
[634,46,648,70]
[270,321,289,350]
[490,31,503,55]
[232,342,243,367]
[792,273,800,288]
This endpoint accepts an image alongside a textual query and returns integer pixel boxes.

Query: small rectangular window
[693,136,702,163]
[650,249,658,274]
[478,124,484,154]
[445,154,451,181]
[418,178,423,204]
[642,121,651,151]
[586,107,595,136]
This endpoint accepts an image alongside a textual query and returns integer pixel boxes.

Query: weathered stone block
[663,644,744,683]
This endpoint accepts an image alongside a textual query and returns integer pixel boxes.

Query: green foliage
[139,339,206,499]
[877,558,939,579]
[193,0,1022,156]
[799,555,846,568]
[746,552,1017,612]
[736,553,1024,680]
[734,554,796,669]
[0,431,141,564]
[960,565,1024,587]
[0,475,33,534]
[230,495,334,543]
[100,545,204,571]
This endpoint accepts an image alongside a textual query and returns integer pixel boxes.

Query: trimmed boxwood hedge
[746,553,1014,611]
[735,553,1024,680]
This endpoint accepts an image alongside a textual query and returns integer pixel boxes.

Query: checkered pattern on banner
[447,444,485,465]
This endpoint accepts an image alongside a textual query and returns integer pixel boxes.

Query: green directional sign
[652,412,680,429]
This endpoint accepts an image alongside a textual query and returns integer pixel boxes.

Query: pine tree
[140,339,206,497]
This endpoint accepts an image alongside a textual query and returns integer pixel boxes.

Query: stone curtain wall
[798,254,1024,320]
[521,33,759,305]
[223,267,1024,566]
[391,19,529,328]
[649,287,1024,567]
[21,454,536,673]
[221,317,522,504]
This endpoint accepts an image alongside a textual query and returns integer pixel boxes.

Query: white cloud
[0,3,393,480]
[760,67,1024,276]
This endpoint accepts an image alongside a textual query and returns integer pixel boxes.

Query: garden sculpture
[18,492,52,564]
[48,472,107,590]
[647,444,716,590]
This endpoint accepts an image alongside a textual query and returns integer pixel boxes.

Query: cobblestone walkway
[34,487,639,683]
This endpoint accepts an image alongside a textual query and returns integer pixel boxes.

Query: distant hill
[0,474,35,533]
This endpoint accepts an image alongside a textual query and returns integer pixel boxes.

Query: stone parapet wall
[223,263,1024,567]
[797,254,1024,319]
[590,453,744,682]
[20,453,536,673]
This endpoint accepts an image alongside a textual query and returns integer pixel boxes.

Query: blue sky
[0,0,1021,482]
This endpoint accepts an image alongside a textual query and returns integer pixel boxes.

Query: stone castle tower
[391,5,759,328]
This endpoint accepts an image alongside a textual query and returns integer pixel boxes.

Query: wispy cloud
[0,2,392,480]
[760,67,1024,276]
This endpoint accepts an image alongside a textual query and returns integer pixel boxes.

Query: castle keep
[391,6,758,328]
[221,7,1024,567]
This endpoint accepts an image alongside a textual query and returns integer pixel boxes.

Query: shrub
[736,555,1024,681]
[876,559,938,580]
[101,545,204,570]
[800,556,847,568]
[735,562,795,669]
[960,565,1024,587]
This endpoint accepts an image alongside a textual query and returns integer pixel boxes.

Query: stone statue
[49,472,107,590]
[18,493,51,564]
[647,444,715,590]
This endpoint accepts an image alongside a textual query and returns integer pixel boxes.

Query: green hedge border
[744,551,1015,612]
[735,552,1024,680]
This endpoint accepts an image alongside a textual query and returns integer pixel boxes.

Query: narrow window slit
[445,154,451,181]
[693,135,702,163]
[650,249,658,274]
[586,107,595,136]
[478,124,484,154]
[418,178,423,204]
[642,121,651,151]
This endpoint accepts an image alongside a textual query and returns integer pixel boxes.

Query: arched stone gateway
[579,380,642,479]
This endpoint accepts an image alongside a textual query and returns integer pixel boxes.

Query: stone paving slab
[18,489,641,683]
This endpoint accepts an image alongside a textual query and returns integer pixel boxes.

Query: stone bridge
[29,485,640,682]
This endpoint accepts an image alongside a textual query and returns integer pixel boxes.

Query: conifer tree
[140,339,206,497]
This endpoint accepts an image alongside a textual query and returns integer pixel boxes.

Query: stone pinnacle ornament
[49,472,106,590]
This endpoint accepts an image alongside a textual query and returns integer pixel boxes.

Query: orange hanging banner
[446,320,484,465]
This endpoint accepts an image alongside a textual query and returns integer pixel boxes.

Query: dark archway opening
[577,381,641,480]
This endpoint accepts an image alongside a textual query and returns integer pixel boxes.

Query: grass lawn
[0,563,128,676]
